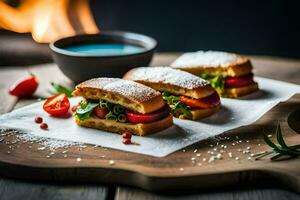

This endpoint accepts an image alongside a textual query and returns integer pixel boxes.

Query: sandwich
[124,67,221,120]
[72,78,173,136]
[171,51,259,98]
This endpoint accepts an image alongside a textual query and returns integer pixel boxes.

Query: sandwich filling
[75,99,170,124]
[199,71,255,94]
[171,51,257,97]
[162,91,220,119]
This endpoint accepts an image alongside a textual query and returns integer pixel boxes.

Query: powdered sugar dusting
[17,132,80,151]
[79,78,160,102]
[171,51,241,68]
[127,67,210,89]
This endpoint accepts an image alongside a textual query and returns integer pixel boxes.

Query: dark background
[1,0,300,66]
[91,0,300,58]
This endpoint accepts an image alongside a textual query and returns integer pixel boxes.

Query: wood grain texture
[250,56,300,84]
[152,53,300,84]
[0,54,299,200]
[0,64,109,200]
[0,31,52,66]
[0,67,28,114]
[0,94,299,192]
[116,187,300,200]
[120,54,300,199]
[0,177,108,200]
[28,63,74,98]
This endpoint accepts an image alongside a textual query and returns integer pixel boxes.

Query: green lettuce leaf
[199,71,225,94]
[75,99,127,122]
[162,92,190,118]
[75,101,99,121]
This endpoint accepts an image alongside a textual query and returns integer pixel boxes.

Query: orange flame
[0,0,99,43]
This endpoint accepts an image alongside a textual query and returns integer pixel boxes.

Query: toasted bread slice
[75,114,173,136]
[171,51,252,77]
[124,67,215,99]
[223,82,259,98]
[179,104,221,120]
[72,78,164,114]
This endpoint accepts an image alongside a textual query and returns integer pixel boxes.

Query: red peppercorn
[122,131,132,139]
[35,116,43,124]
[122,138,131,145]
[40,123,48,130]
[71,105,78,113]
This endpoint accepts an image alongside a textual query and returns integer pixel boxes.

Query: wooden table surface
[0,53,300,200]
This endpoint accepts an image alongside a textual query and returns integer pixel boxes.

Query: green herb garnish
[105,111,117,121]
[118,114,127,123]
[162,91,191,118]
[199,71,225,94]
[51,82,73,97]
[253,124,300,161]
[75,101,98,121]
[113,105,125,114]
[99,99,109,108]
[75,99,127,122]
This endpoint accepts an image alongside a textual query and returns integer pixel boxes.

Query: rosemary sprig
[253,124,300,161]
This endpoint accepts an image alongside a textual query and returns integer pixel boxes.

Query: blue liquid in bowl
[63,44,145,56]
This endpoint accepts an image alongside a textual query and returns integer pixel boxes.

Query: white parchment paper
[0,77,299,157]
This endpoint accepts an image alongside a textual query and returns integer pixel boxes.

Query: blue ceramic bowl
[50,31,157,83]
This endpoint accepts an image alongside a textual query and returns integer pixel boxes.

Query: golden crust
[75,114,173,136]
[178,104,221,120]
[223,82,259,98]
[124,67,215,99]
[172,52,253,77]
[129,80,214,99]
[174,59,252,77]
[72,78,164,114]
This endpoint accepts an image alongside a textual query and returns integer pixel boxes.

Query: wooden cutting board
[0,93,299,192]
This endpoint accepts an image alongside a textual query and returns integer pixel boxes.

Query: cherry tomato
[122,131,132,139]
[225,74,254,88]
[40,123,48,130]
[9,75,38,98]
[94,107,109,119]
[35,116,43,124]
[180,92,220,109]
[43,93,70,117]
[126,105,170,124]
[122,138,131,145]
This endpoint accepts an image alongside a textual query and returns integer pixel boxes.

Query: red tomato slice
[225,74,254,88]
[94,107,109,119]
[9,75,38,98]
[43,93,70,117]
[180,92,220,109]
[126,105,170,124]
